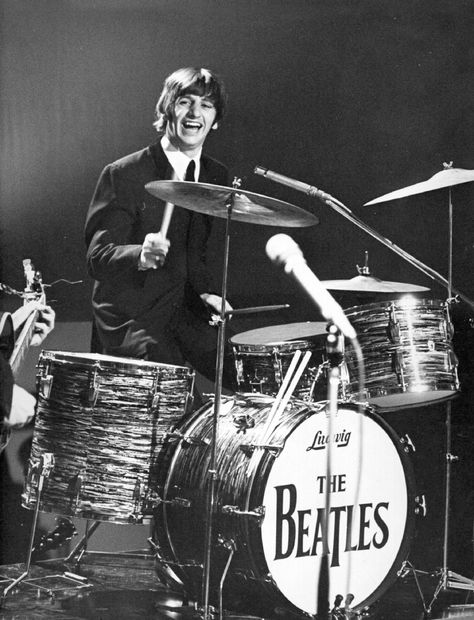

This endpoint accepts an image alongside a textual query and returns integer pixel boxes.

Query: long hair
[153,67,227,133]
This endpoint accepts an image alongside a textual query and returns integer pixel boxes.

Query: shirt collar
[160,135,201,181]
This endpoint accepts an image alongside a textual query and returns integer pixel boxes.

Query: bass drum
[153,396,417,617]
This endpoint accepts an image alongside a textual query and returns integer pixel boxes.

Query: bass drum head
[153,399,416,617]
[261,403,416,614]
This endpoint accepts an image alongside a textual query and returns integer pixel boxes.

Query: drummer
[85,66,236,389]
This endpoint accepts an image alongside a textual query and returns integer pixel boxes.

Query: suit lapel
[150,141,174,180]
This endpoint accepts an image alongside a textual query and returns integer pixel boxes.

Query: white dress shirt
[161,135,200,181]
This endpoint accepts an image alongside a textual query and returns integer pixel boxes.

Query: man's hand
[30,305,56,347]
[200,293,233,324]
[139,232,170,270]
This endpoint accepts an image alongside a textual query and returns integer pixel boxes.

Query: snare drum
[153,396,417,617]
[230,322,328,399]
[344,298,459,410]
[22,351,194,523]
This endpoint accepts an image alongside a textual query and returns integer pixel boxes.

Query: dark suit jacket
[85,141,228,355]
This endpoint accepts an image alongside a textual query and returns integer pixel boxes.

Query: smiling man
[85,67,235,387]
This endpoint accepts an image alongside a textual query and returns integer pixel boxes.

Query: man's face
[165,93,217,156]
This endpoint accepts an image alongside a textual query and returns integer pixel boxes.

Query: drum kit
[7,164,474,619]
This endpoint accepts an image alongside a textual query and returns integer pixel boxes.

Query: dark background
[1,0,474,606]
[1,0,473,326]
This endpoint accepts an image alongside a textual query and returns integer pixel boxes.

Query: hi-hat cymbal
[321,275,430,293]
[145,180,319,227]
[364,167,474,206]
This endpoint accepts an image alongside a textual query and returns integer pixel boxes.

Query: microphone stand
[317,325,343,619]
[254,166,474,310]
[255,166,474,610]
[200,180,236,620]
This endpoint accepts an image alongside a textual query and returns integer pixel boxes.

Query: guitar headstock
[22,259,45,304]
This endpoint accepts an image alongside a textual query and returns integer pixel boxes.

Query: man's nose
[188,102,200,116]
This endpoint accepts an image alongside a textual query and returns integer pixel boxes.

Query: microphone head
[266,234,303,267]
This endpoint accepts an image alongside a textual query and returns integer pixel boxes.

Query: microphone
[266,234,356,340]
[255,166,337,205]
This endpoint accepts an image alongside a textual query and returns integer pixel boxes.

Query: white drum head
[261,405,414,614]
[231,322,328,346]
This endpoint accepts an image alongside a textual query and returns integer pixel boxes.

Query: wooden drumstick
[157,171,176,265]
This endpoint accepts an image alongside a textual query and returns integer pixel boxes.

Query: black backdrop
[1,0,473,324]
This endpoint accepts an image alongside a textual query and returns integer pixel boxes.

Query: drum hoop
[39,350,192,374]
[232,339,314,354]
[343,297,446,316]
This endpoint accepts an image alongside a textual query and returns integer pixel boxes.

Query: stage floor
[0,551,473,619]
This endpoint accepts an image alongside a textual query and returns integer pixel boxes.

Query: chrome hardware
[415,494,427,517]
[221,505,265,521]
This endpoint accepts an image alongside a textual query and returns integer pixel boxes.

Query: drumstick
[157,171,177,265]
[261,350,313,445]
[160,201,175,238]
[246,350,311,478]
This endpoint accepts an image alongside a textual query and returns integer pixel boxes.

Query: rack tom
[344,298,459,410]
[230,322,329,400]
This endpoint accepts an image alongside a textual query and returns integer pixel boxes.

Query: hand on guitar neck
[1,261,56,437]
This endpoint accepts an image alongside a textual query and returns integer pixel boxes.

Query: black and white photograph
[0,2,473,618]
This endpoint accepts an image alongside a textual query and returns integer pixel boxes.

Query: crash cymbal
[145,180,319,227]
[364,167,474,205]
[321,275,430,293]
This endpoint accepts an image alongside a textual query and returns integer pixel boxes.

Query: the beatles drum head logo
[261,407,409,615]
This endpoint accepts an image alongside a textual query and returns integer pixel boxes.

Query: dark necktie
[185,159,196,182]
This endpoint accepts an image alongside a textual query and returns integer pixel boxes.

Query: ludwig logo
[307,429,351,451]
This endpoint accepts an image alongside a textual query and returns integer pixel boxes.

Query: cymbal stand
[425,186,474,614]
[200,178,239,620]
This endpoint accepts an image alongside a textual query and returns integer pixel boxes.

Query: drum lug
[232,413,256,433]
[400,434,416,453]
[272,348,283,385]
[38,374,54,399]
[68,471,84,513]
[234,356,244,387]
[388,304,401,344]
[240,443,283,457]
[129,479,145,523]
[221,504,265,521]
[152,494,192,509]
[415,494,427,517]
[37,356,53,398]
[83,363,101,407]
[165,430,210,447]
[392,350,406,390]
[448,349,459,372]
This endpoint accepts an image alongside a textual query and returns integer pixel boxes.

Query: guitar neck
[9,301,41,378]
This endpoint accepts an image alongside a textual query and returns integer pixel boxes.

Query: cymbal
[145,180,319,227]
[364,167,474,205]
[321,275,430,293]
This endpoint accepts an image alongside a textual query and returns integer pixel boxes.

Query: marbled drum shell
[343,298,459,410]
[22,351,194,524]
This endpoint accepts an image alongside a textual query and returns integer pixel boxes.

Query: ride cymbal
[145,180,319,227]
[364,167,474,206]
[321,275,430,293]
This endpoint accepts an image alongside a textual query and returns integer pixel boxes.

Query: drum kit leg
[5,165,474,619]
